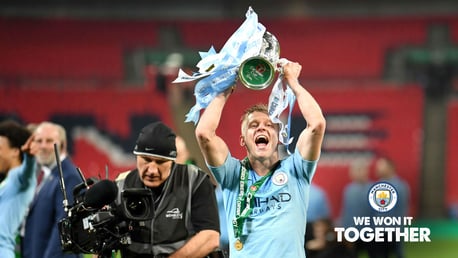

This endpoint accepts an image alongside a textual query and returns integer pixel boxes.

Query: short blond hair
[240,103,269,133]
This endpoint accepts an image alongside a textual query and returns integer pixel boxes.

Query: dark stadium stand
[1,14,457,219]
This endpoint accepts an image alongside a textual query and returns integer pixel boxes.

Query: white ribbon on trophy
[267,60,296,153]
[173,6,297,149]
[173,7,265,123]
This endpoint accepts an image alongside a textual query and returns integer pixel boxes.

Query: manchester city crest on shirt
[272,171,288,185]
[368,182,398,212]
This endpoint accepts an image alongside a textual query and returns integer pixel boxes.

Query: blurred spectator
[175,135,196,165]
[305,183,332,251]
[26,123,38,134]
[374,157,409,217]
[371,156,410,258]
[305,218,356,258]
[450,201,458,220]
[307,183,332,222]
[21,122,83,258]
[0,120,36,258]
[340,159,374,258]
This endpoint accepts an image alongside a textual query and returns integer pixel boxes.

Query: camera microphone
[83,179,118,209]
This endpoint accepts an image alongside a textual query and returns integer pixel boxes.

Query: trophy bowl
[238,31,280,90]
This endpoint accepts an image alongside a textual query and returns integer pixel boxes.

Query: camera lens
[126,197,147,217]
[121,188,154,220]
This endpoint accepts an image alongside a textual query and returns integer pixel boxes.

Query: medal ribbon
[233,158,273,239]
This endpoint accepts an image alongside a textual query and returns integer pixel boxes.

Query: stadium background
[1,1,457,257]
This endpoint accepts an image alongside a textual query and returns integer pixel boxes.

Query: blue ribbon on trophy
[173,7,265,123]
[173,7,297,150]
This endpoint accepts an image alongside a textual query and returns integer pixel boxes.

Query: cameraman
[116,121,221,258]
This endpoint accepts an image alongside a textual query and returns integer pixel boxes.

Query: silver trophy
[238,31,281,90]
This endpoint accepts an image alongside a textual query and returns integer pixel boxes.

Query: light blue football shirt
[0,154,36,258]
[209,150,318,258]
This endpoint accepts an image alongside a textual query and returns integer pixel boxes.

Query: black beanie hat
[133,121,177,160]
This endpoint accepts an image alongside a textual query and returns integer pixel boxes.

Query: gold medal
[234,239,243,251]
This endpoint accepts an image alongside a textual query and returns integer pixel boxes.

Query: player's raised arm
[283,61,326,161]
[195,87,234,167]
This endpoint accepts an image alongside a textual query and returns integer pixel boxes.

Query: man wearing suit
[21,122,83,258]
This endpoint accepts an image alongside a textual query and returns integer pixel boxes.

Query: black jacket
[116,163,219,257]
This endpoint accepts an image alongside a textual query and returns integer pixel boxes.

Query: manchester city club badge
[272,171,288,185]
[368,182,398,212]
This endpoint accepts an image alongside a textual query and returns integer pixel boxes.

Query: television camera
[54,144,154,257]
